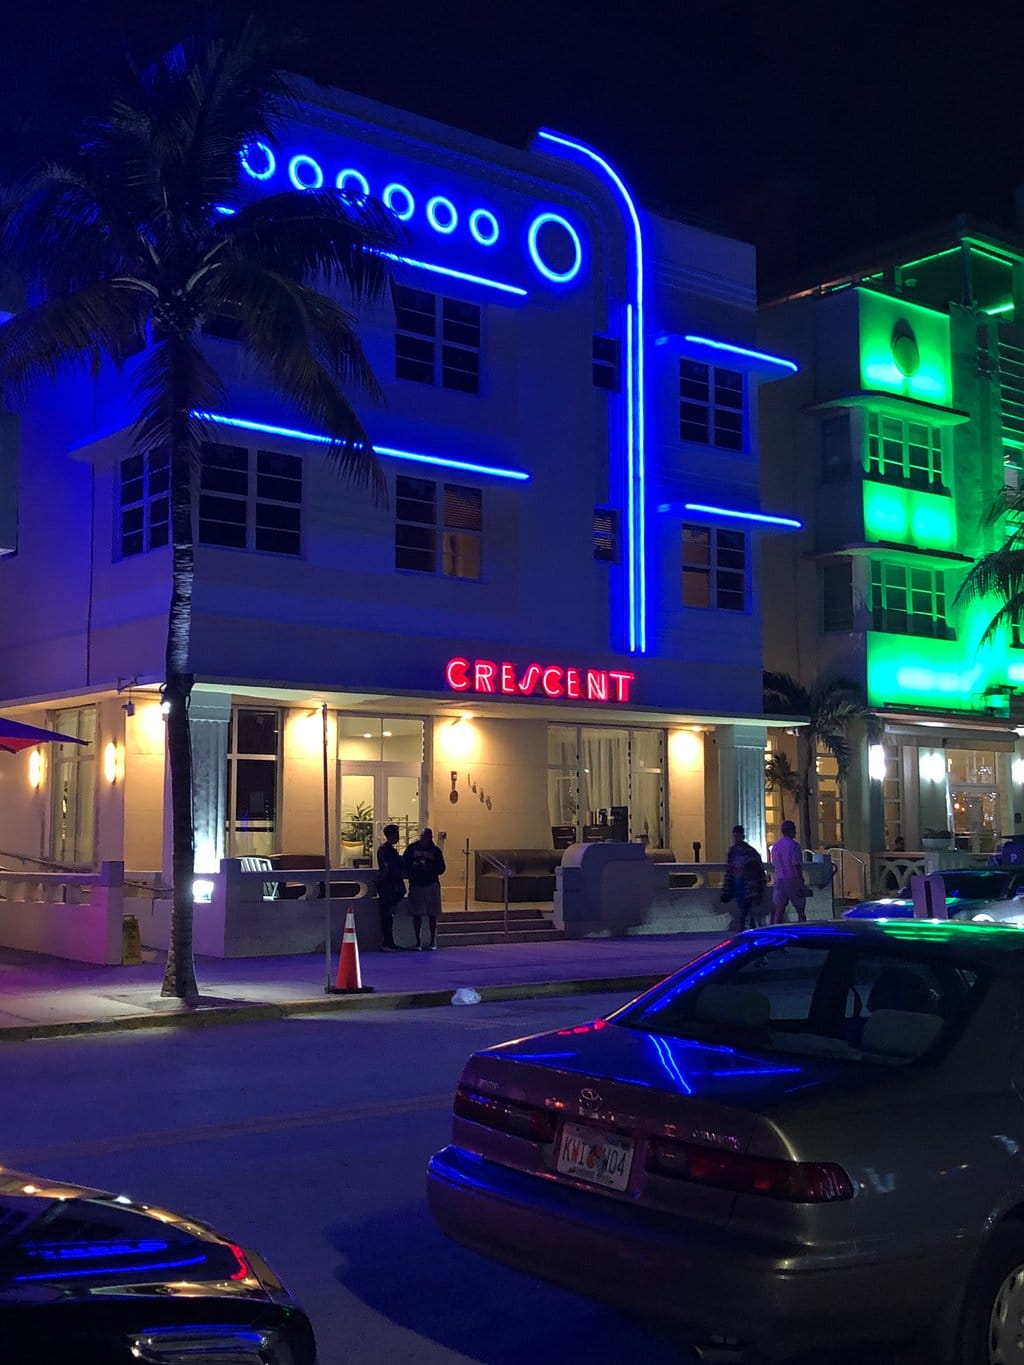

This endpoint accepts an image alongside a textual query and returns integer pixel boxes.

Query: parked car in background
[844,867,1024,924]
[0,1169,316,1363]
[429,920,1024,1363]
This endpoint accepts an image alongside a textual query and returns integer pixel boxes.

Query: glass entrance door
[338,766,422,864]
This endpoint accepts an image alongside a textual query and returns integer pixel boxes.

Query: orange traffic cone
[329,907,373,994]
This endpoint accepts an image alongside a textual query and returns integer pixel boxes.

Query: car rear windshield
[615,934,987,1065]
[944,872,1012,900]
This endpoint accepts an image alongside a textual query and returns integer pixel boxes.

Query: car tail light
[454,1086,557,1143]
[648,1139,853,1203]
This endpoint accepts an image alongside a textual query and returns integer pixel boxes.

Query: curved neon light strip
[382,252,527,297]
[288,155,323,190]
[526,212,583,284]
[383,183,415,221]
[469,208,500,246]
[538,129,646,653]
[239,140,275,181]
[337,168,370,201]
[191,412,530,481]
[683,335,799,374]
[682,502,802,529]
[426,196,458,234]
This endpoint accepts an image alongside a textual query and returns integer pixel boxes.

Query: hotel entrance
[337,716,424,865]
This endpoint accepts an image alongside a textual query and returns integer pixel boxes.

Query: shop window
[682,524,747,612]
[592,335,619,391]
[198,443,302,556]
[118,449,169,558]
[821,414,851,484]
[821,560,854,632]
[870,561,952,639]
[50,706,96,866]
[394,285,481,394]
[882,741,903,849]
[679,359,744,451]
[226,709,280,857]
[546,724,665,849]
[866,413,945,492]
[593,507,617,562]
[395,476,482,579]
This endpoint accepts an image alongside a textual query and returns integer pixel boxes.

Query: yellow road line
[4,1092,453,1164]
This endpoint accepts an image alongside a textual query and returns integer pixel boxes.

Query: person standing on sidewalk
[720,825,767,933]
[375,823,404,951]
[404,827,446,950]
[770,819,811,924]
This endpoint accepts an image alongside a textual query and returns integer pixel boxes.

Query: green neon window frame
[866,413,945,492]
[870,560,953,640]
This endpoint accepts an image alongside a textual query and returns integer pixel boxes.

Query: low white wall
[0,901,122,964]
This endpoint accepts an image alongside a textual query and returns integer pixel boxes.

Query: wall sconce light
[1013,758,1024,786]
[104,741,125,784]
[28,748,43,790]
[920,752,947,784]
[868,744,886,782]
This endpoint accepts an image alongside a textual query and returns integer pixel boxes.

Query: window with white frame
[198,443,302,555]
[682,523,746,611]
[395,475,482,578]
[118,449,170,557]
[226,708,280,856]
[866,413,945,491]
[394,285,481,394]
[679,359,744,451]
[870,560,953,638]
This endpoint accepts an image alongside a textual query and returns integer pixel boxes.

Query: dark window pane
[202,443,248,471]
[680,359,709,392]
[593,335,618,363]
[237,710,279,755]
[199,519,247,548]
[256,502,301,532]
[234,758,278,823]
[257,450,302,480]
[256,473,302,503]
[149,522,169,549]
[255,527,300,555]
[396,353,435,384]
[200,494,246,525]
[121,454,144,483]
[395,286,436,335]
[121,530,144,557]
[121,505,144,535]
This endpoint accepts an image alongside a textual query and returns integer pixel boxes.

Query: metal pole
[322,703,332,992]
[503,865,509,937]
[463,837,470,915]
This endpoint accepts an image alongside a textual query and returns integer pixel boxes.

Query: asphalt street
[0,990,700,1364]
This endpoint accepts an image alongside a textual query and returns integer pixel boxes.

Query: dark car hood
[479,1018,857,1111]
[0,1169,271,1301]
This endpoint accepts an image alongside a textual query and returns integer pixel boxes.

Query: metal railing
[477,850,513,935]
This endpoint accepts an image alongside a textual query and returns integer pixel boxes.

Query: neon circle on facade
[383,182,415,220]
[288,154,324,190]
[426,196,458,234]
[469,208,500,247]
[337,168,370,201]
[239,140,276,180]
[527,212,583,284]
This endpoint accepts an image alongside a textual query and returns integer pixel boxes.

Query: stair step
[441,908,551,923]
[435,927,566,947]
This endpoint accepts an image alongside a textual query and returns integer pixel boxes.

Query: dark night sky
[4,0,1024,291]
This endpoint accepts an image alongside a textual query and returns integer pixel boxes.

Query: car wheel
[958,1223,1024,1363]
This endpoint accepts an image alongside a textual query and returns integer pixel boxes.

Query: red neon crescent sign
[444,657,635,703]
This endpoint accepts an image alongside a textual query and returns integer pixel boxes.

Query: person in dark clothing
[375,823,404,950]
[720,824,768,933]
[403,827,446,950]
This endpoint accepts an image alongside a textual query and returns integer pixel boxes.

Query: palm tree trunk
[160,391,198,999]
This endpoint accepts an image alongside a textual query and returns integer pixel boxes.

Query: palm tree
[764,751,802,824]
[0,20,395,997]
[954,484,1024,643]
[763,672,877,848]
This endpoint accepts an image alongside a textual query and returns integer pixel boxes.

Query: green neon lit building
[760,218,1024,867]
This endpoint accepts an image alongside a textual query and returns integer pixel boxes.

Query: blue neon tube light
[682,502,802,529]
[683,335,799,373]
[538,129,646,653]
[381,253,526,298]
[190,412,531,482]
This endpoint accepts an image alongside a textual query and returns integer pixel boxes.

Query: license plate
[556,1121,634,1191]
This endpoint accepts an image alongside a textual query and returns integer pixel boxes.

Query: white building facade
[0,85,799,913]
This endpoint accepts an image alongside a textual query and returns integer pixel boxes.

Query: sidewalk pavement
[0,934,729,1042]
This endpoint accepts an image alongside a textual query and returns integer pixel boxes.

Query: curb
[0,972,666,1043]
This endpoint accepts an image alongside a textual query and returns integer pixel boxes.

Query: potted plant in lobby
[342,802,374,861]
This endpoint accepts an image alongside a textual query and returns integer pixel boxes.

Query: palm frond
[762,670,812,716]
[131,334,224,463]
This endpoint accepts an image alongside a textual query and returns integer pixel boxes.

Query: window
[866,414,944,491]
[882,741,902,849]
[821,415,851,483]
[395,475,482,578]
[816,744,843,847]
[394,285,481,394]
[547,724,665,849]
[198,443,302,555]
[679,359,744,451]
[226,709,280,857]
[50,706,96,866]
[1005,447,1024,491]
[682,524,746,611]
[118,450,169,557]
[821,561,854,632]
[870,561,952,638]
[593,335,619,390]
[593,507,617,562]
